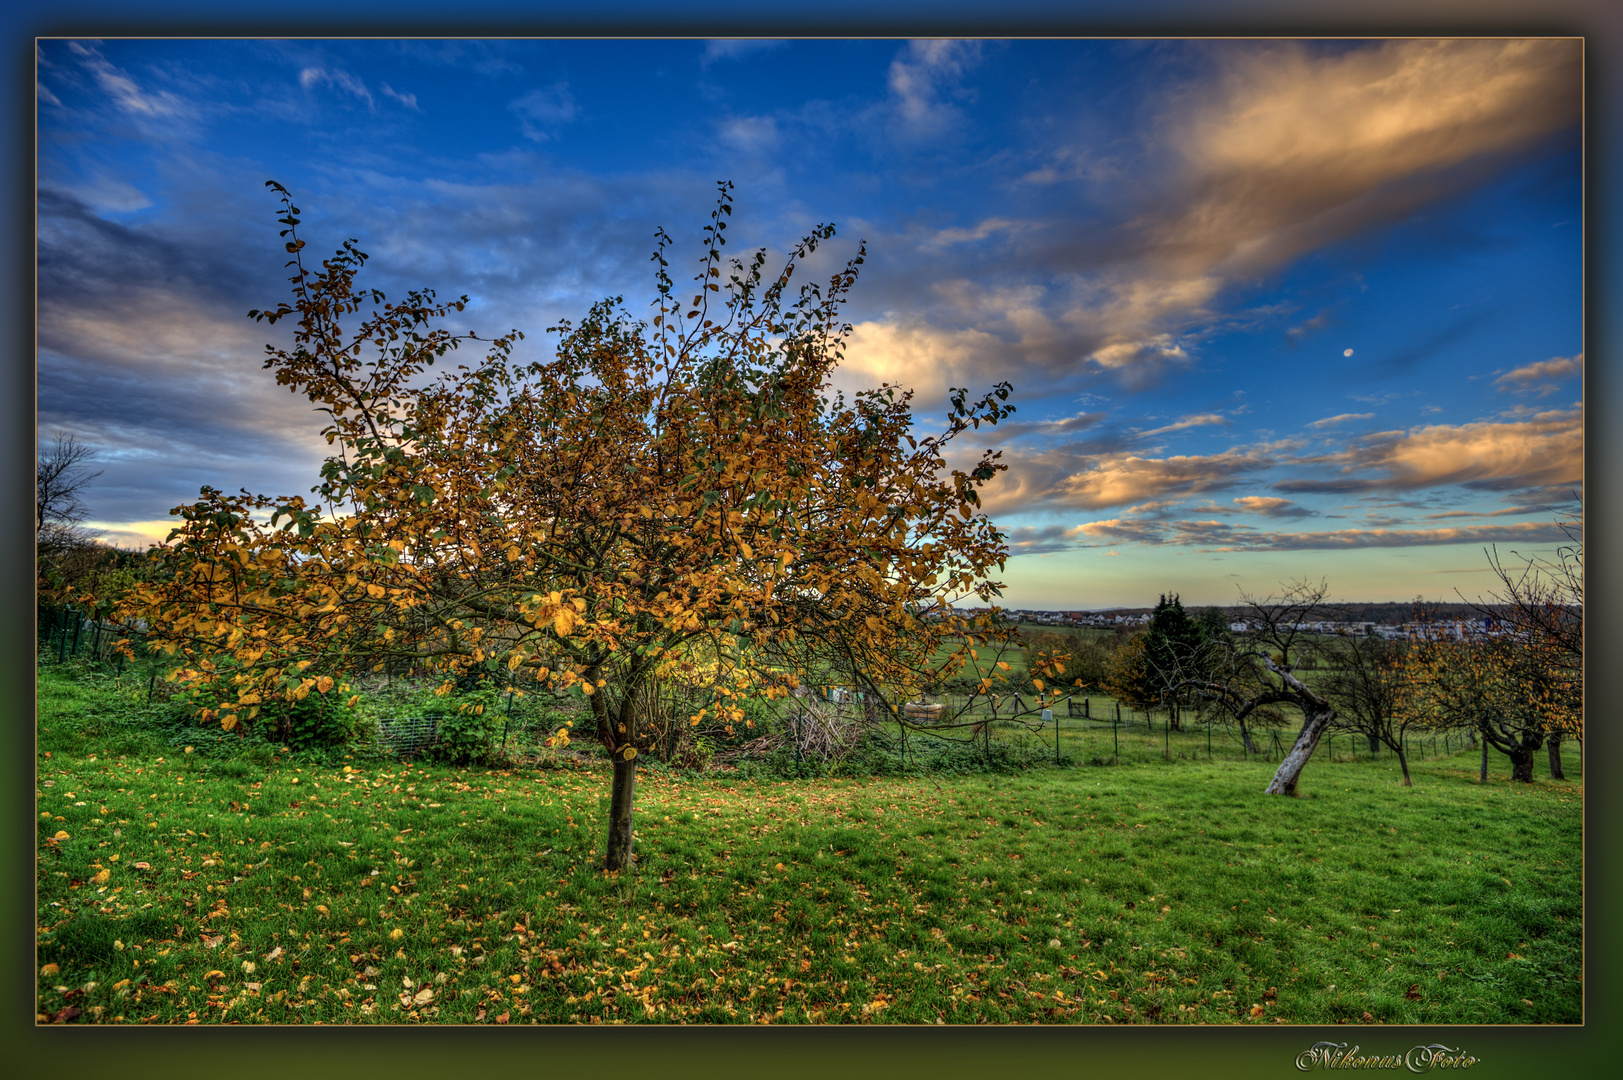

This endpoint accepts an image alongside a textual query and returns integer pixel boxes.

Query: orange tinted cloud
[1280,410,1581,494]
[1494,353,1582,395]
[1080,39,1579,375]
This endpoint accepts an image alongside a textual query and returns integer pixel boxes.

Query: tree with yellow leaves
[115,181,1014,870]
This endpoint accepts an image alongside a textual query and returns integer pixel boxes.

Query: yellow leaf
[389,928,404,941]
[315,675,334,693]
[221,714,239,731]
[622,746,637,760]
[554,608,576,637]
[91,869,111,885]
[1032,678,1044,692]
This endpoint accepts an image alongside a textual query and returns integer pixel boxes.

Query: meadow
[36,661,1582,1025]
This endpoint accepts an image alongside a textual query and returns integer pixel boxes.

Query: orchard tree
[1171,580,1339,795]
[1402,616,1554,784]
[116,181,1015,871]
[1475,503,1582,777]
[1322,635,1416,784]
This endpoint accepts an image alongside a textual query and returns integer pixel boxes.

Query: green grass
[36,663,1581,1025]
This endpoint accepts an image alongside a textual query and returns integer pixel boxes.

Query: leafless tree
[36,432,102,550]
[1322,635,1416,785]
[1170,580,1339,795]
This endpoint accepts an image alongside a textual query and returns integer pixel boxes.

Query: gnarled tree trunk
[1508,743,1537,783]
[1547,731,1565,780]
[1265,704,1337,795]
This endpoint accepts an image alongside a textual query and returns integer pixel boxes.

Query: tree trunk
[1265,705,1336,795]
[605,753,637,871]
[1368,732,1380,754]
[1396,748,1412,787]
[1508,745,1536,783]
[1480,732,1489,782]
[1547,732,1565,780]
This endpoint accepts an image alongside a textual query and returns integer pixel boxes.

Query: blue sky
[36,37,1582,609]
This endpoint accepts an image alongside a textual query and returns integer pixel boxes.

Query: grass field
[36,662,1582,1025]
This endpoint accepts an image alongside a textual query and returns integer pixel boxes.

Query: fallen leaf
[51,1006,82,1024]
[1249,1005,1265,1017]
[1405,985,1421,1000]
[41,963,59,976]
[412,987,433,1007]
[495,1010,510,1024]
[202,934,224,949]
[1362,1011,1376,1023]
[132,862,151,871]
[263,947,284,962]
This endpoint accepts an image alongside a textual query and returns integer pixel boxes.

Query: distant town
[961,602,1514,641]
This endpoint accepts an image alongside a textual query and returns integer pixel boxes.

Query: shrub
[428,682,504,765]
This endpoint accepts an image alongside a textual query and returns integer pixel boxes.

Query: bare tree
[36,432,102,549]
[1323,635,1416,785]
[1173,580,1339,795]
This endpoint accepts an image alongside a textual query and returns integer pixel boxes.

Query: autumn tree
[115,180,1015,871]
[1475,503,1581,777]
[1402,616,1554,784]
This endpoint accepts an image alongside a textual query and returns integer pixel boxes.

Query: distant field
[37,664,1581,1025]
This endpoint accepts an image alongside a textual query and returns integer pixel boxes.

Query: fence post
[1164,714,1170,760]
[1112,706,1119,761]
[1085,697,1090,720]
[1046,708,1057,765]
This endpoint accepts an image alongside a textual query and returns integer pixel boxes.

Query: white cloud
[509,82,578,141]
[885,39,984,138]
[1307,412,1375,428]
[70,40,188,118]
[381,83,420,111]
[701,40,788,65]
[299,67,376,110]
